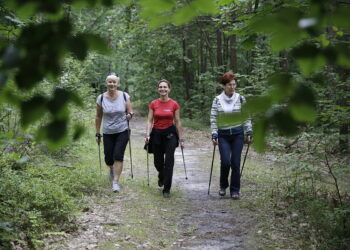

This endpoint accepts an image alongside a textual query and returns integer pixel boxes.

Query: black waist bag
[144,125,178,154]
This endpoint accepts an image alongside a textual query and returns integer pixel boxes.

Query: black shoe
[219,188,226,196]
[231,192,240,200]
[158,179,164,187]
[163,191,170,198]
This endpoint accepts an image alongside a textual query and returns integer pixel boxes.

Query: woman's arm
[174,109,184,148]
[210,98,219,145]
[95,104,103,143]
[125,97,134,120]
[241,96,253,143]
[145,108,154,143]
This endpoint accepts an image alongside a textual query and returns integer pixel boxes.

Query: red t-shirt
[150,99,180,130]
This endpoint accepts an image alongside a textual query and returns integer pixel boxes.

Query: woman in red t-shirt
[145,79,184,198]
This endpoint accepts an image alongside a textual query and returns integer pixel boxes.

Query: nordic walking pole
[127,120,133,179]
[208,144,216,195]
[146,143,150,186]
[240,143,250,178]
[181,147,188,180]
[97,139,102,176]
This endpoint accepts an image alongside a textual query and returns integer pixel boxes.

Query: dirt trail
[47,116,257,249]
[173,146,256,250]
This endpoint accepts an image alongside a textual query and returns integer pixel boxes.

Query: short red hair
[220,72,237,85]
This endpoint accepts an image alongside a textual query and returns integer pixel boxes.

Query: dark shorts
[103,130,129,165]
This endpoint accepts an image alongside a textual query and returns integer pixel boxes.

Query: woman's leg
[153,140,165,184]
[218,136,231,190]
[230,133,244,194]
[103,133,116,178]
[112,130,129,182]
[163,134,178,193]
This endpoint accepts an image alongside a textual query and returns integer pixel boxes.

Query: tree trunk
[222,34,227,68]
[229,35,237,72]
[200,32,206,73]
[337,67,349,152]
[182,27,193,102]
[216,29,223,68]
[279,50,289,71]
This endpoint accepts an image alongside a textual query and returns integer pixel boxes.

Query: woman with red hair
[210,72,252,199]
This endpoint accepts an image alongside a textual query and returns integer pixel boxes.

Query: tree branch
[324,152,343,206]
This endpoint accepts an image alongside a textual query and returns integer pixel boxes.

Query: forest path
[47,115,258,249]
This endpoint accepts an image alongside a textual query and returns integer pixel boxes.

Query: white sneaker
[112,181,121,192]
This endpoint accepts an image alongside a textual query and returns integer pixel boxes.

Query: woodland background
[0,0,349,249]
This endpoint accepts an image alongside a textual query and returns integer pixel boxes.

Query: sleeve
[173,101,180,111]
[124,92,130,100]
[96,94,102,106]
[210,97,219,136]
[149,100,154,110]
[241,95,252,135]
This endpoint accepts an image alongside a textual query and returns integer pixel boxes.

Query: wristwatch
[96,133,101,138]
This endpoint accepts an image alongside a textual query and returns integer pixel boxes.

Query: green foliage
[0,108,103,248]
[0,0,110,146]
[139,0,219,28]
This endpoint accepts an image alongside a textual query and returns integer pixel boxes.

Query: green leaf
[335,45,350,68]
[46,119,67,143]
[192,0,218,15]
[172,0,218,26]
[268,73,295,101]
[139,0,176,12]
[271,109,299,136]
[4,1,37,19]
[332,7,350,28]
[297,55,326,75]
[292,43,326,75]
[172,5,197,26]
[47,89,70,118]
[241,35,256,50]
[37,119,68,150]
[67,35,88,60]
[48,88,83,117]
[73,124,85,141]
[252,7,305,51]
[290,103,316,122]
[217,112,248,128]
[269,30,304,52]
[289,83,316,123]
[83,34,109,55]
[218,0,236,6]
[244,96,272,114]
[20,95,48,129]
[252,118,268,152]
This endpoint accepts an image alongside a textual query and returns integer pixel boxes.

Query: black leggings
[103,130,129,165]
[152,133,178,193]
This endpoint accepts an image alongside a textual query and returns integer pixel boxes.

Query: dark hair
[220,72,237,85]
[157,79,171,88]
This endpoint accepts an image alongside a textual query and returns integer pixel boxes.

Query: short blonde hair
[106,72,120,82]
